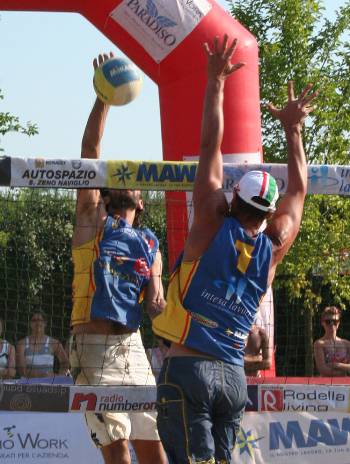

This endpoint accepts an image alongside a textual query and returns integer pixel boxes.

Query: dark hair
[321,306,341,320]
[233,195,270,222]
[99,189,144,228]
[30,310,47,323]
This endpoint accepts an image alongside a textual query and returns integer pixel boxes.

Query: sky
[0,0,346,162]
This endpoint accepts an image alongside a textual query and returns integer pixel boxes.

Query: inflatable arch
[0,0,262,267]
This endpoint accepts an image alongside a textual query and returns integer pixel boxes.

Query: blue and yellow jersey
[153,217,272,366]
[71,216,159,330]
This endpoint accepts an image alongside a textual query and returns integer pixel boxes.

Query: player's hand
[93,52,114,71]
[267,81,318,129]
[203,34,245,81]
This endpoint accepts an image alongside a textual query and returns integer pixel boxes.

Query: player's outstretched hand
[267,81,318,129]
[203,34,245,81]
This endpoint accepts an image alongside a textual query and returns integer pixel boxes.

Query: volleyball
[93,57,143,106]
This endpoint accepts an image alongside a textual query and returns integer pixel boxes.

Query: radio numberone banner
[1,157,350,194]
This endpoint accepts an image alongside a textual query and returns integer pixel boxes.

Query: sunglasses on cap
[324,319,340,326]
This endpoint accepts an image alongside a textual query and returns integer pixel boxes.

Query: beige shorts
[69,331,160,446]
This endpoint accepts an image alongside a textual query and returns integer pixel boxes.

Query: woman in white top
[0,317,16,379]
[16,311,69,378]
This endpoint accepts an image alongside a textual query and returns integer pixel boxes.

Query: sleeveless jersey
[0,340,9,369]
[153,217,272,366]
[24,336,54,375]
[71,216,159,330]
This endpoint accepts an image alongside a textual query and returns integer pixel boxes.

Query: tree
[228,0,350,375]
[0,90,38,151]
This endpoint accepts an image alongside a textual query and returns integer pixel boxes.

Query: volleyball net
[0,156,350,414]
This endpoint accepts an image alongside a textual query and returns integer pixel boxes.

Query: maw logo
[136,163,196,185]
[71,393,97,411]
[236,427,263,458]
[270,417,350,450]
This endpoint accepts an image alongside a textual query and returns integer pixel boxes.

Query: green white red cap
[236,170,279,212]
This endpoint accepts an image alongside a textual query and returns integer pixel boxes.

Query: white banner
[0,413,103,463]
[3,157,350,194]
[110,0,212,63]
[233,411,350,464]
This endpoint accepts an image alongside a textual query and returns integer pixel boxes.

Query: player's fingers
[299,83,314,100]
[287,81,295,101]
[203,42,212,56]
[224,38,238,61]
[213,35,219,54]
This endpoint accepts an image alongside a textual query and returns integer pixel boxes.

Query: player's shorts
[69,331,160,446]
[157,356,247,463]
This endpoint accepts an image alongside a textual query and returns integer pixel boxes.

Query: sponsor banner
[246,385,259,412]
[69,385,156,413]
[259,385,350,413]
[233,411,350,463]
[0,413,103,463]
[9,157,105,189]
[110,0,212,63]
[0,383,69,413]
[3,157,350,194]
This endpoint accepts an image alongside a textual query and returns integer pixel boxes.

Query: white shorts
[69,331,160,446]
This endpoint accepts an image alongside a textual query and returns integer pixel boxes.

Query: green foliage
[0,90,38,151]
[0,189,75,343]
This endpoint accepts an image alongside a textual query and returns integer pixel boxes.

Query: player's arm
[72,54,112,247]
[16,339,28,377]
[244,330,271,371]
[144,250,166,321]
[265,82,318,283]
[193,35,244,226]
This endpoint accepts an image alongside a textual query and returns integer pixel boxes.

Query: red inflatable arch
[0,0,262,268]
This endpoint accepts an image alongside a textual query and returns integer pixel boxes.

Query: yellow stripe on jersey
[152,259,200,343]
[71,234,101,326]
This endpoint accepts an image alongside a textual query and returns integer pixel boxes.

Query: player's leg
[156,357,217,463]
[132,439,167,464]
[212,363,247,463]
[101,439,131,464]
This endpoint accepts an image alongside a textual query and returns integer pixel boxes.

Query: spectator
[16,311,69,378]
[314,306,350,376]
[0,317,16,379]
[244,324,271,377]
[146,337,169,380]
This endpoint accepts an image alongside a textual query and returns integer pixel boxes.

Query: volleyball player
[69,54,166,464]
[153,34,317,463]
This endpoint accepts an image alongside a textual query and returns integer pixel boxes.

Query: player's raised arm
[73,53,113,247]
[265,81,318,280]
[193,35,244,222]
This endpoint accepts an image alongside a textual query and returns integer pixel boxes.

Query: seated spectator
[244,324,271,377]
[314,306,350,376]
[16,311,69,378]
[0,317,16,379]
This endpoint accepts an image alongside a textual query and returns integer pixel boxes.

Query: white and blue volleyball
[93,57,143,106]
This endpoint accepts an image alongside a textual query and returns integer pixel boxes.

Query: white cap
[236,170,279,212]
